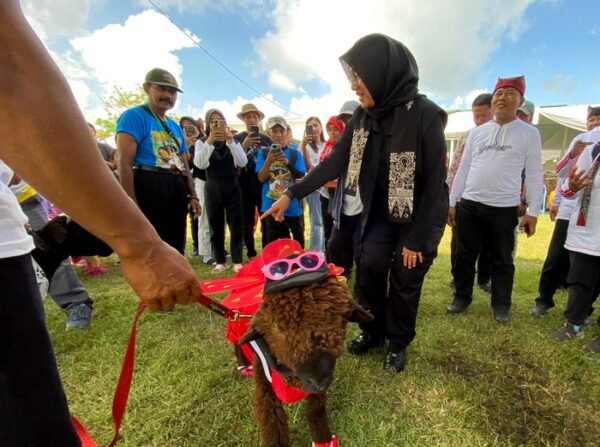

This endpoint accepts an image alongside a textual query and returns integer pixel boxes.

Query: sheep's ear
[238,327,263,345]
[344,300,374,323]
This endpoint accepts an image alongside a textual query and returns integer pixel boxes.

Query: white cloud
[22,0,94,39]
[69,9,199,92]
[267,69,301,92]
[253,0,535,104]
[447,89,490,110]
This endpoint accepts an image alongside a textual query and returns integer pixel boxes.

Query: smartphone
[184,124,197,137]
[213,119,226,132]
[271,143,282,155]
[250,125,260,137]
[305,124,314,136]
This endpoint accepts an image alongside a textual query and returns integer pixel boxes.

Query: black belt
[133,165,185,176]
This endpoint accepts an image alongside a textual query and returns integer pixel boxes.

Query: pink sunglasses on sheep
[262,251,326,281]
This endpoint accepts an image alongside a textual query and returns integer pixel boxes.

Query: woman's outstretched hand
[260,195,291,222]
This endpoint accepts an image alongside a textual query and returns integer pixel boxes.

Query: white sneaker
[233,263,243,273]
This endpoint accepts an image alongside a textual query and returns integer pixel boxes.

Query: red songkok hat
[493,75,526,97]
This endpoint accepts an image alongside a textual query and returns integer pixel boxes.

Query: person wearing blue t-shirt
[116,68,200,254]
[256,116,306,247]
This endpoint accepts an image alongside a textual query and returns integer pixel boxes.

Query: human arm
[181,155,201,218]
[228,139,248,168]
[561,148,594,198]
[286,121,353,200]
[193,140,214,170]
[0,1,200,310]
[116,132,138,201]
[257,149,287,183]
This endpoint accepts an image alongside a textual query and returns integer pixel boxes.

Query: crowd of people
[1,1,598,443]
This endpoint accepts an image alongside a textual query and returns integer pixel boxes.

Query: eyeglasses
[262,252,326,281]
[348,70,361,88]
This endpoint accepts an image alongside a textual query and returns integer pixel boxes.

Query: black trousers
[134,170,188,254]
[263,215,304,248]
[536,218,571,308]
[564,251,600,325]
[241,188,261,258]
[450,202,492,285]
[0,255,80,446]
[453,199,518,310]
[356,214,436,350]
[327,213,361,279]
[204,178,244,264]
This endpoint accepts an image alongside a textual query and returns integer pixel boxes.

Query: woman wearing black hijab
[263,34,448,372]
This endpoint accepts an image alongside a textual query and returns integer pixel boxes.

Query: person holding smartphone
[256,116,306,247]
[194,109,247,273]
[300,116,326,251]
[234,103,272,258]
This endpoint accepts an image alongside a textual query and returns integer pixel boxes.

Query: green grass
[46,217,600,446]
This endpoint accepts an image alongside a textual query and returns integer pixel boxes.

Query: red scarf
[319,117,345,162]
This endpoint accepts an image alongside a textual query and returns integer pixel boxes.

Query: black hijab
[340,33,420,120]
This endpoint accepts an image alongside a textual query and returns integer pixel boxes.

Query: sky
[22,0,600,130]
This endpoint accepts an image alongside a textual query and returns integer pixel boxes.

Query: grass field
[45,217,600,446]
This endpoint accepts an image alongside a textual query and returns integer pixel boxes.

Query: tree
[94,85,146,140]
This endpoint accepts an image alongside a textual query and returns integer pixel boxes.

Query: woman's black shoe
[347,332,384,355]
[384,349,407,372]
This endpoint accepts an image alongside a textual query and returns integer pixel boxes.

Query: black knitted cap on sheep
[263,255,331,295]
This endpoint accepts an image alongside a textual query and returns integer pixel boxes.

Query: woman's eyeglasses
[262,252,326,281]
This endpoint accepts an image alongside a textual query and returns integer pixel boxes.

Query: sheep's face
[241,278,373,394]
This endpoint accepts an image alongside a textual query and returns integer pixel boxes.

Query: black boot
[347,332,384,355]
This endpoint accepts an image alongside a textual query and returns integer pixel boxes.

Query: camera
[271,143,282,155]
[250,125,260,137]
[305,124,313,137]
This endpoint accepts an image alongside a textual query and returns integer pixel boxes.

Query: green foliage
[46,217,600,446]
[94,85,146,140]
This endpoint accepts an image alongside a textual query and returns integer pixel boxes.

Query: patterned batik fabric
[388,152,416,220]
[344,128,369,196]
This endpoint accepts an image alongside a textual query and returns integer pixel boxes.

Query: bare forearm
[0,8,161,258]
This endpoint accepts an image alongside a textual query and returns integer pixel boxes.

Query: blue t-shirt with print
[116,106,187,169]
[256,146,305,217]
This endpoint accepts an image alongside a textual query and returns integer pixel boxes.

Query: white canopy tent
[445,104,591,164]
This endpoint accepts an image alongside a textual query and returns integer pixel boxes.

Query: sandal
[211,264,230,274]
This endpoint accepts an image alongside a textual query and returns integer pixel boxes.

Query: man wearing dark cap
[447,76,543,323]
[116,68,200,254]
[256,116,306,246]
[234,103,272,257]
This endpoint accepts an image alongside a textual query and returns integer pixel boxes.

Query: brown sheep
[238,276,373,447]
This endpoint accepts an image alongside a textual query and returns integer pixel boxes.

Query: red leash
[71,292,247,446]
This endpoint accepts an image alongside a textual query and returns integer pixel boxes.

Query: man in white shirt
[447,76,543,323]
[531,106,600,317]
